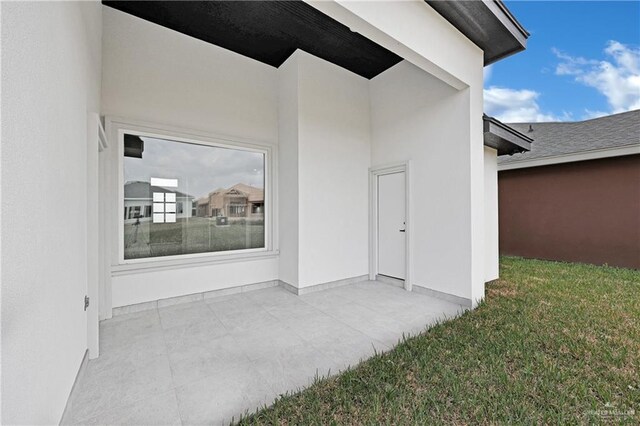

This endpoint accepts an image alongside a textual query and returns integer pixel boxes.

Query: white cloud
[484,86,565,122]
[554,41,640,115]
[551,48,598,76]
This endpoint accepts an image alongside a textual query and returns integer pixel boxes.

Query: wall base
[59,350,89,425]
[280,274,369,295]
[112,275,370,316]
[412,285,472,308]
[375,274,405,288]
[111,275,474,315]
[112,279,279,316]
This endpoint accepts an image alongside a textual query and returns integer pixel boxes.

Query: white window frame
[108,117,278,269]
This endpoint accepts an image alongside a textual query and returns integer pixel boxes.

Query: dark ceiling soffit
[425,0,529,65]
[102,1,401,80]
[483,115,533,156]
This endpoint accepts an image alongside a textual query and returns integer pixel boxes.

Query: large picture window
[122,131,266,261]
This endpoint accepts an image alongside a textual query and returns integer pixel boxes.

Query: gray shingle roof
[498,109,640,165]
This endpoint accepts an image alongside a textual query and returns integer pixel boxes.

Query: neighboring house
[2,1,531,424]
[123,181,194,223]
[196,183,265,220]
[195,195,212,218]
[498,110,640,269]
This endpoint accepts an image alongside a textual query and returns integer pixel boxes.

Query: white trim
[105,116,278,271]
[111,250,279,276]
[483,0,528,48]
[87,112,102,360]
[120,246,271,266]
[97,115,108,152]
[100,117,113,320]
[368,161,412,292]
[498,145,640,171]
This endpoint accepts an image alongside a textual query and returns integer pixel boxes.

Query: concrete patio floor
[63,281,465,425]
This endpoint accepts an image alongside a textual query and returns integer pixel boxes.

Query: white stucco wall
[484,147,499,282]
[314,0,486,306]
[111,260,278,307]
[277,54,300,287]
[102,4,485,305]
[102,7,280,307]
[277,51,371,289]
[1,2,102,424]
[101,7,278,142]
[296,51,371,288]
[370,60,477,302]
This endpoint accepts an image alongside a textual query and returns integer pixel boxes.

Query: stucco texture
[499,155,640,270]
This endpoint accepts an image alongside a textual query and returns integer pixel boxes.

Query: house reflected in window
[123,133,266,260]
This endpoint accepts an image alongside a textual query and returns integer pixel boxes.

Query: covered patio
[63,282,465,425]
[2,1,532,424]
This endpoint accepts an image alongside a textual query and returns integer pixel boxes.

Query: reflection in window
[123,133,265,260]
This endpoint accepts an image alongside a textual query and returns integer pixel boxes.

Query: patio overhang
[483,114,533,156]
[102,0,528,80]
[425,0,530,65]
[102,0,402,79]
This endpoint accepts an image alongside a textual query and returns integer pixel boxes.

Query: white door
[378,172,406,279]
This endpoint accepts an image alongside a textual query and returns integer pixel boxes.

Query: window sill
[111,250,279,276]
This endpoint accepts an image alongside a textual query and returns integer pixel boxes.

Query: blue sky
[484,1,640,122]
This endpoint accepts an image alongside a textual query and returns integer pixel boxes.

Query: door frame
[369,161,412,291]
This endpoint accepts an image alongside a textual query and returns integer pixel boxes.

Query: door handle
[399,229,406,232]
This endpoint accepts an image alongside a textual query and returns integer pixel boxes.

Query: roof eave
[484,44,527,67]
[489,0,530,41]
[483,115,533,156]
[425,0,529,66]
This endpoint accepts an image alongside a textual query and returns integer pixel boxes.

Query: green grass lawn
[237,257,640,424]
[124,217,264,259]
